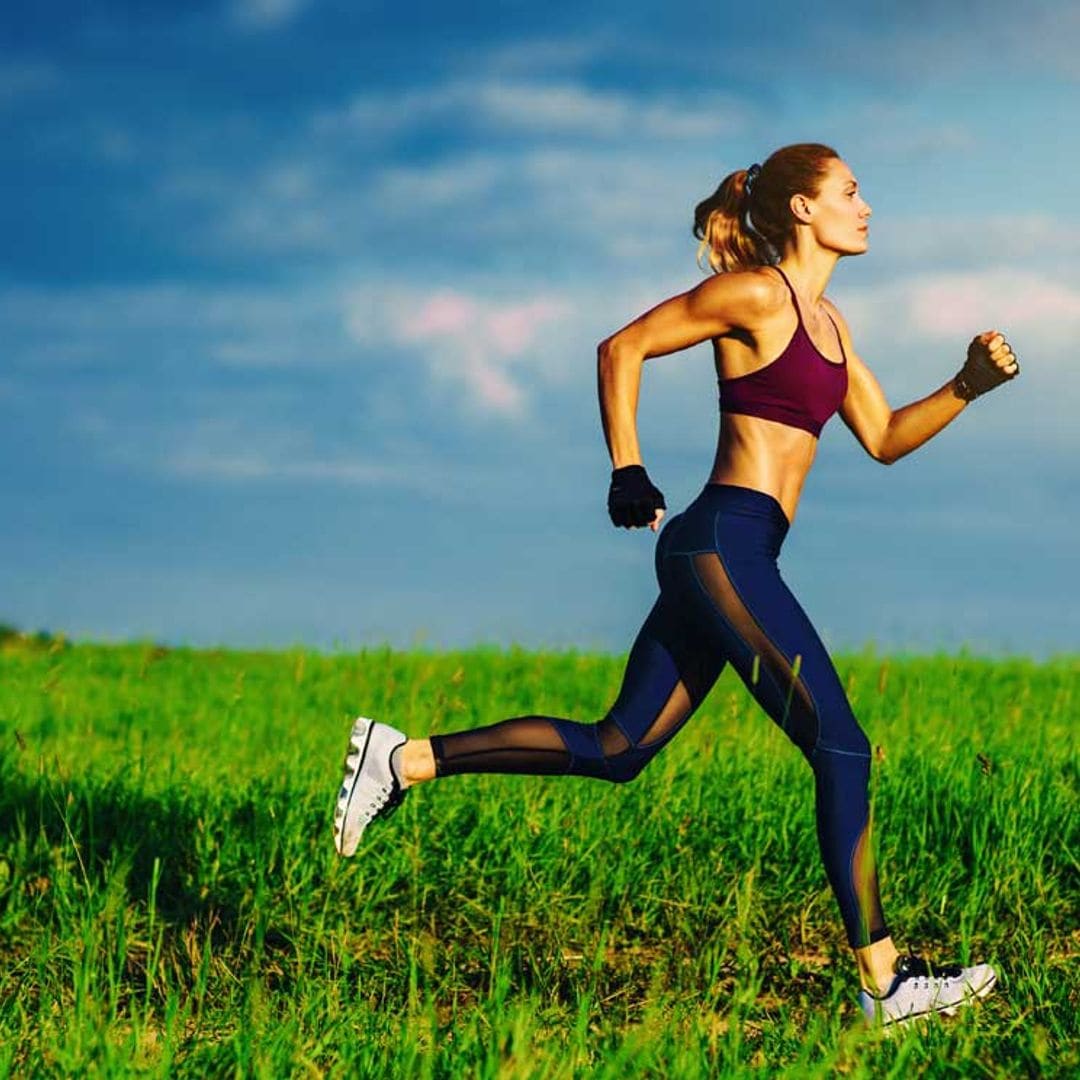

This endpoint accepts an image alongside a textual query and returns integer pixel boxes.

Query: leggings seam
[660,514,689,558]
[561,723,616,780]
[814,743,871,760]
[591,725,617,781]
[611,712,634,748]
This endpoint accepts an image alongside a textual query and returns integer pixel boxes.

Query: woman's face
[799,157,873,256]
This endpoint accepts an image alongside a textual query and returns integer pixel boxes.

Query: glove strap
[952,371,979,402]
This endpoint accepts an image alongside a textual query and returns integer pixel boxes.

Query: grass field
[0,632,1076,1077]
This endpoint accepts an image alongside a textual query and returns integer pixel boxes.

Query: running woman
[333,144,1018,1025]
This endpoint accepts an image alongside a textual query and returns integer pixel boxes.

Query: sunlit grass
[0,635,1076,1076]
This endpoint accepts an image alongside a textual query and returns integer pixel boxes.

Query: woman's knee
[550,716,656,783]
[817,715,872,759]
[594,719,660,782]
[603,748,654,784]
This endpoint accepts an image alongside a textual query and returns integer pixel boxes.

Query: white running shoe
[858,954,997,1026]
[333,716,408,857]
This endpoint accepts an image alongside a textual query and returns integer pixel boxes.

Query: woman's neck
[778,247,839,304]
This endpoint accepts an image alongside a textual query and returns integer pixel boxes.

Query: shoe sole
[333,716,376,857]
[876,970,998,1028]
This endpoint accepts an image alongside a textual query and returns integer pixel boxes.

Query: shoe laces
[895,953,962,989]
[361,779,407,822]
[357,781,393,821]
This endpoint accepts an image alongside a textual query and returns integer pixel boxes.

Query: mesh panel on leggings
[430,716,571,776]
[432,681,701,778]
[429,595,723,782]
[596,714,631,757]
[691,551,818,751]
[597,677,693,756]
[638,679,694,747]
[851,811,888,946]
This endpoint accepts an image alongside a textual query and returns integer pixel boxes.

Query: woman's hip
[656,482,791,570]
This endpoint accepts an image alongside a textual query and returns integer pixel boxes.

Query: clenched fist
[608,464,666,530]
[953,331,1020,401]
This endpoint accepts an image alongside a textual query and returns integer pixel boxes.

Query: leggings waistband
[698,483,791,529]
[658,483,791,566]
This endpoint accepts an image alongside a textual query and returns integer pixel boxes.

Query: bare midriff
[707,412,818,527]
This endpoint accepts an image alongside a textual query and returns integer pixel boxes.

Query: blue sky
[2,0,1078,657]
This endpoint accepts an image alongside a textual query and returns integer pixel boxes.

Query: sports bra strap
[774,265,847,364]
[824,311,848,363]
[772,264,798,306]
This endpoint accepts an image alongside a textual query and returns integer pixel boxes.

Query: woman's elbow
[858,414,896,465]
[868,438,898,465]
[597,333,639,367]
[845,417,894,464]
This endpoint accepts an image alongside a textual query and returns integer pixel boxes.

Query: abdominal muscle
[707,412,818,527]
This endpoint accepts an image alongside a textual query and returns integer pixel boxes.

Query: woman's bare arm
[826,301,1016,465]
[598,270,784,468]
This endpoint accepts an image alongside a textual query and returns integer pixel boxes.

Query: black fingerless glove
[607,464,666,528]
[953,339,1020,401]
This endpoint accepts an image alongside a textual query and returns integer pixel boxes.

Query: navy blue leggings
[431,483,889,948]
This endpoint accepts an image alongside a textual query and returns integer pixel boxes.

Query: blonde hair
[693,143,839,273]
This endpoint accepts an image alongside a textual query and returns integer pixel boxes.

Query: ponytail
[693,168,771,274]
[693,143,839,274]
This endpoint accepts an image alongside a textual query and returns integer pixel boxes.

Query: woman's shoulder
[693,265,789,330]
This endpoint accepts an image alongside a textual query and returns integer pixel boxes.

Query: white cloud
[779,3,1080,83]
[230,0,311,31]
[870,215,1080,264]
[150,415,483,498]
[158,158,342,255]
[833,268,1080,434]
[852,120,977,160]
[476,35,611,76]
[836,269,1080,348]
[221,201,334,252]
[153,130,711,271]
[315,79,748,142]
[342,284,573,417]
[167,448,403,486]
[358,144,713,278]
[165,56,748,269]
[0,282,331,356]
[367,157,503,209]
[908,272,1080,339]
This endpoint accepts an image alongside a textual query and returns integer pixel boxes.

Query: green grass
[0,635,1076,1077]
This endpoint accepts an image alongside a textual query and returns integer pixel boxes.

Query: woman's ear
[789,192,814,225]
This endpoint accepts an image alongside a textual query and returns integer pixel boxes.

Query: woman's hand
[954,331,1020,401]
[607,465,666,531]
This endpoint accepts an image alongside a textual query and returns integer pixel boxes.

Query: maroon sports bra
[718,265,848,437]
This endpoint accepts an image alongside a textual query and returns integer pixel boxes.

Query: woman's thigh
[659,536,867,761]
[600,590,726,756]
